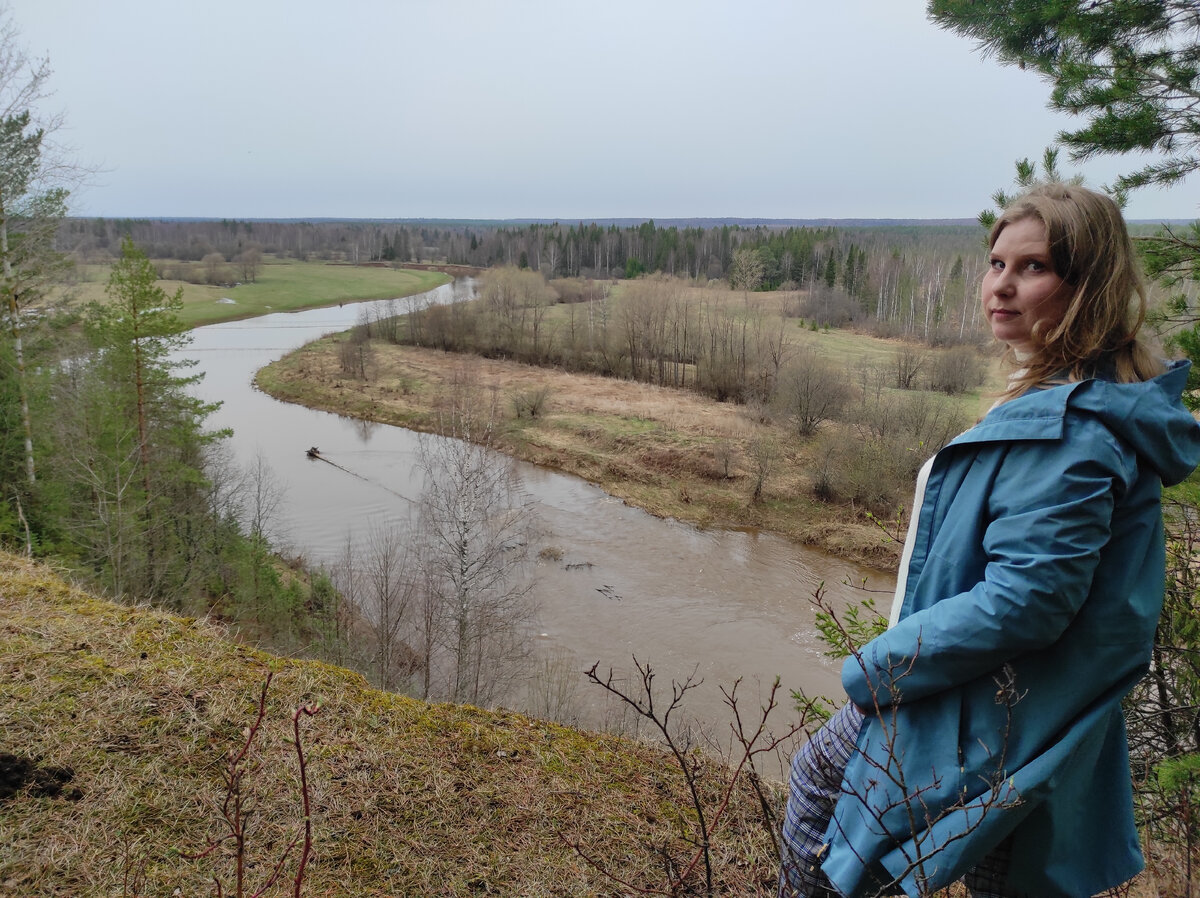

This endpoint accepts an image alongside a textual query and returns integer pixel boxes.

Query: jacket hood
[962,359,1200,487]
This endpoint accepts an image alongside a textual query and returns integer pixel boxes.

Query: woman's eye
[989,258,1004,270]
[1026,260,1046,272]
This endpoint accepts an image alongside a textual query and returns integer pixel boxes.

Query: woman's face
[981,217,1072,354]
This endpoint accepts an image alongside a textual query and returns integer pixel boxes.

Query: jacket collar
[949,380,1084,448]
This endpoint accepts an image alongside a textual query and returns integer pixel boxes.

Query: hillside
[0,552,780,896]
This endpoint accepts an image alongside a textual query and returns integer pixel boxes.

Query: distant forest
[58,216,996,342]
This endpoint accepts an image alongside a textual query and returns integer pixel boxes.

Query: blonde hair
[989,183,1163,398]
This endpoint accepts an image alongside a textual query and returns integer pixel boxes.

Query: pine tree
[823,251,838,290]
[70,239,223,601]
[929,0,1200,193]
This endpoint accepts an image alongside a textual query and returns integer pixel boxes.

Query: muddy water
[179,283,894,732]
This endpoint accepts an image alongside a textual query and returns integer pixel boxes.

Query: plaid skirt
[778,703,1013,898]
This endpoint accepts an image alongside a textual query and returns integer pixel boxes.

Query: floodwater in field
[178,281,894,735]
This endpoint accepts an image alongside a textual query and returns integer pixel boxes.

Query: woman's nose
[991,269,1015,295]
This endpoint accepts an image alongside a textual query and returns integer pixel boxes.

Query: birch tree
[0,8,70,486]
[416,398,538,706]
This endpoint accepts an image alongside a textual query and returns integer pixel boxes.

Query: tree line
[56,215,996,345]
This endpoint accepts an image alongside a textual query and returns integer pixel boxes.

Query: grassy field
[0,551,782,896]
[42,259,451,327]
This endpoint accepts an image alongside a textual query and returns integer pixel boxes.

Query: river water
[179,282,894,734]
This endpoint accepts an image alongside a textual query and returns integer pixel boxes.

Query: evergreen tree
[65,239,224,602]
[929,0,1200,193]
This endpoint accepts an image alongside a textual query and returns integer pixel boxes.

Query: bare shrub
[773,348,853,436]
[894,344,929,389]
[185,673,320,898]
[524,648,582,724]
[510,385,552,419]
[811,436,841,503]
[812,430,908,511]
[740,397,774,426]
[848,385,902,443]
[338,327,371,379]
[854,357,890,404]
[748,436,778,503]
[798,286,861,328]
[579,658,813,897]
[897,390,970,456]
[712,440,735,479]
[816,391,969,513]
[549,277,605,305]
[926,345,987,395]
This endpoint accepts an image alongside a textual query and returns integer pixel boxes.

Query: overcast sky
[10,0,1196,221]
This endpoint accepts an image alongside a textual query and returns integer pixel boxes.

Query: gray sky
[11,0,1196,221]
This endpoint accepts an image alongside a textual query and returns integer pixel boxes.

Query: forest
[56,214,997,343]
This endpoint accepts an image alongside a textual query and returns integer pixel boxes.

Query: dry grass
[0,552,785,897]
[2,552,1177,895]
[258,338,907,571]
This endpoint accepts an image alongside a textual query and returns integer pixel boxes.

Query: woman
[779,184,1200,898]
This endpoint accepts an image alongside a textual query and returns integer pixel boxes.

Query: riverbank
[256,334,905,571]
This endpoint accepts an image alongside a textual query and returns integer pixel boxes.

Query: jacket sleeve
[842,413,1137,711]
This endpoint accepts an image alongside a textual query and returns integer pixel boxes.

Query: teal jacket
[824,361,1200,898]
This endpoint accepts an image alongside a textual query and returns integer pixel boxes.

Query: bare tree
[236,450,285,624]
[202,251,226,285]
[894,343,929,390]
[729,246,765,295]
[338,325,371,379]
[416,396,539,706]
[328,535,366,669]
[234,246,262,283]
[362,520,419,691]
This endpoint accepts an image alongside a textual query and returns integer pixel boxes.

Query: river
[179,281,895,736]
